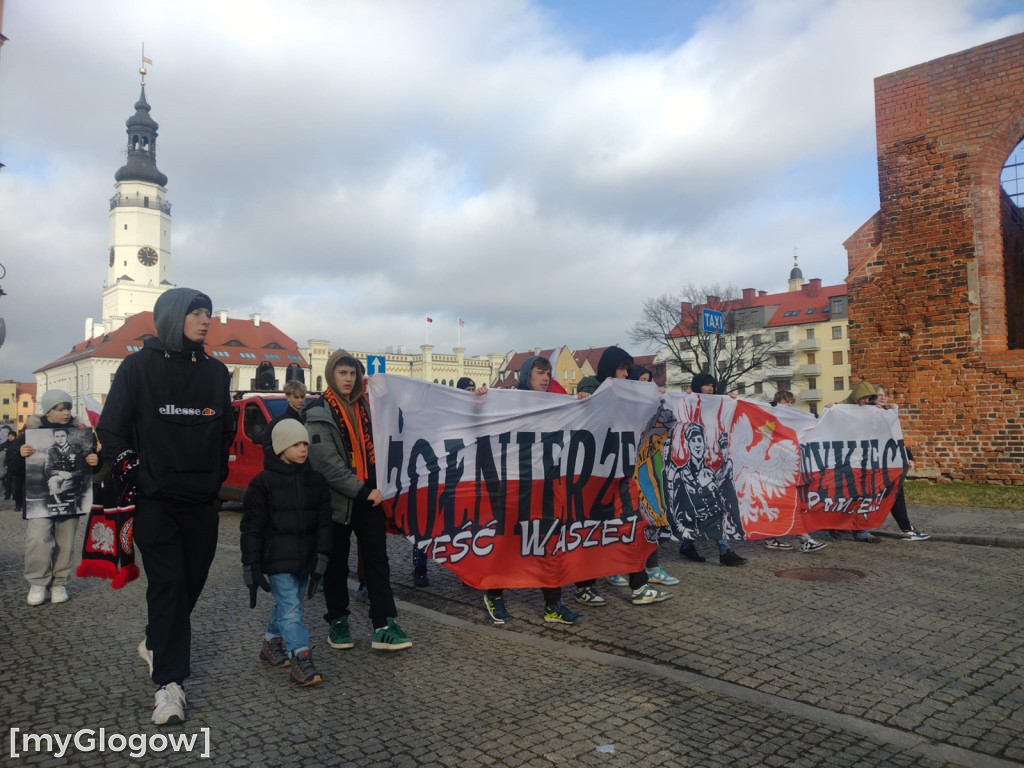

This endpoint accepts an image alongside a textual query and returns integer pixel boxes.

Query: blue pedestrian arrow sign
[702,308,724,334]
[366,355,386,374]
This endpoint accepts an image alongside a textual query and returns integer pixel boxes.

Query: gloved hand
[307,554,329,600]
[243,564,271,609]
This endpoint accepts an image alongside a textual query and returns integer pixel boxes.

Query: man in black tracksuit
[98,287,233,726]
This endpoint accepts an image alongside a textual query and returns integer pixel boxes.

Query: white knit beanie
[271,419,309,455]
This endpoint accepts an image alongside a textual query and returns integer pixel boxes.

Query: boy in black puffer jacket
[241,419,332,686]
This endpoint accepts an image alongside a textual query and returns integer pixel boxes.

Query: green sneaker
[371,617,412,651]
[328,616,354,649]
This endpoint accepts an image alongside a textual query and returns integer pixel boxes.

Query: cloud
[1,0,1021,380]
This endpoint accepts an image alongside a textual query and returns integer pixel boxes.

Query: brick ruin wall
[844,33,1024,484]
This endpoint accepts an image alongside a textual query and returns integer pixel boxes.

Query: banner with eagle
[368,376,908,587]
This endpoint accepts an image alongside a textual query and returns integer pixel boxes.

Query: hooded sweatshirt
[516,355,568,394]
[97,287,233,504]
[690,372,718,394]
[844,380,877,404]
[302,349,376,524]
[578,347,634,395]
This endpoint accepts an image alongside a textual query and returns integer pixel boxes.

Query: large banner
[368,376,910,588]
[639,393,908,541]
[368,375,659,590]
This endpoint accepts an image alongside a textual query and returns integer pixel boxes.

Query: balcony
[109,194,172,215]
[798,338,821,351]
[797,364,821,377]
[799,389,822,401]
[767,365,794,379]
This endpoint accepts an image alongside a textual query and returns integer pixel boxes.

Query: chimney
[758,291,767,297]
[250,312,261,327]
[802,278,822,297]
[742,288,755,304]
[218,310,228,324]
[706,294,719,306]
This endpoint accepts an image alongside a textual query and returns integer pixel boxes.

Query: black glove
[243,564,271,609]
[307,554,329,600]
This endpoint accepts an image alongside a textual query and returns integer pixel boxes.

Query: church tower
[100,61,172,332]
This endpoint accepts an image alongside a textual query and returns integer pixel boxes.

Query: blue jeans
[267,573,310,656]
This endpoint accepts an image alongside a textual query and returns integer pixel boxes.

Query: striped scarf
[323,387,376,483]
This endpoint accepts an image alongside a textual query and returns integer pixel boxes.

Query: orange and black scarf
[323,387,376,483]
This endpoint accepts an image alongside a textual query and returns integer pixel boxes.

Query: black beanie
[186,292,213,315]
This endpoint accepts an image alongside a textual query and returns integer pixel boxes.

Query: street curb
[873,531,1024,548]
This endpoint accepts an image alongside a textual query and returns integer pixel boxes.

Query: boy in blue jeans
[241,420,333,686]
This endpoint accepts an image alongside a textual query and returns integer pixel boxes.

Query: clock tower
[101,63,172,330]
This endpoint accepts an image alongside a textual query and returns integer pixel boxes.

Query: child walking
[241,420,333,686]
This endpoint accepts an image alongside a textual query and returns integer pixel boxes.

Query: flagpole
[457,319,461,347]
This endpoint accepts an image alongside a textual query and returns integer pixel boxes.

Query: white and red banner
[368,375,659,590]
[368,376,909,588]
[641,393,908,541]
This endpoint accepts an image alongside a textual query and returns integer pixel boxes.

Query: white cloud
[0,0,1021,380]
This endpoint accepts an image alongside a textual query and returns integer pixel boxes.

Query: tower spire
[788,246,805,291]
[115,51,167,187]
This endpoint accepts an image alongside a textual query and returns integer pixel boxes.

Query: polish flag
[458,318,465,327]
[426,316,433,323]
[82,392,103,427]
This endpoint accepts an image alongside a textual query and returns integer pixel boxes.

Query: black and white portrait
[24,427,94,519]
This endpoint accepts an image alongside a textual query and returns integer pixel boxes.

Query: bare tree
[628,283,788,394]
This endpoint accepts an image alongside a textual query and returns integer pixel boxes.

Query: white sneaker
[50,586,69,603]
[152,682,186,725]
[138,638,154,677]
[27,586,48,606]
[800,538,828,553]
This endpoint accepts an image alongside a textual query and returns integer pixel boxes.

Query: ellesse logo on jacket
[158,404,218,416]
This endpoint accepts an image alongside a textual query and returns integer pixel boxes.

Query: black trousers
[323,503,397,630]
[134,499,219,687]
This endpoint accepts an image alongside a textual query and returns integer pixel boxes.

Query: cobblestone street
[2,500,1022,767]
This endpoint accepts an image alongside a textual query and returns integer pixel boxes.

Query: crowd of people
[9,287,927,725]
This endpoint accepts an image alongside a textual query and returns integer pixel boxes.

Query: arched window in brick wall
[1000,137,1024,349]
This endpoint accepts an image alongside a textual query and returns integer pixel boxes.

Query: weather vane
[140,43,153,85]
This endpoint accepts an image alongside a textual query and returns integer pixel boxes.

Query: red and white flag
[458,318,465,327]
[426,316,433,323]
[81,392,104,428]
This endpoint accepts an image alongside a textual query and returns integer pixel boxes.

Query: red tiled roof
[669,282,847,337]
[34,312,308,373]
[572,347,608,370]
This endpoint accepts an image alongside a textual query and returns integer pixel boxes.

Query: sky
[1,0,1022,382]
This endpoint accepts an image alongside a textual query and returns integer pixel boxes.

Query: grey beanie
[271,419,309,456]
[40,389,73,415]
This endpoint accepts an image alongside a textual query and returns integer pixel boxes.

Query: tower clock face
[109,247,115,267]
[137,246,159,267]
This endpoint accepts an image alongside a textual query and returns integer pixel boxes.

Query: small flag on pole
[458,318,465,327]
[426,316,433,323]
[82,393,103,428]
[143,57,153,65]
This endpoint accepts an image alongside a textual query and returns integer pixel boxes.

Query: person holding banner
[305,350,412,652]
[873,384,930,541]
[11,389,100,606]
[575,347,672,606]
[482,355,583,626]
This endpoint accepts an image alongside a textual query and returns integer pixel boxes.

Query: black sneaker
[413,566,429,588]
[719,549,747,566]
[260,637,290,668]
[290,650,322,686]
[679,545,706,563]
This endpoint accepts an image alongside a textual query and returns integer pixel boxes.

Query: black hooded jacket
[97,287,234,505]
[578,346,634,395]
[240,453,333,576]
[690,372,718,394]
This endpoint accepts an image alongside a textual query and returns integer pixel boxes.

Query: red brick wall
[844,33,1024,484]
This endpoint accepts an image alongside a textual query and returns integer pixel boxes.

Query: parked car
[220,392,317,502]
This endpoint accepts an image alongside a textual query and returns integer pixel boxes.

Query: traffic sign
[366,355,386,374]
[702,308,724,334]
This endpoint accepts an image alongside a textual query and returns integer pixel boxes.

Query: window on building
[754,382,763,394]
[752,334,762,346]
[784,309,800,317]
[775,354,790,367]
[806,328,815,339]
[806,353,816,364]
[834,377,844,391]
[831,297,846,314]
[807,377,817,390]
[810,403,819,416]
[832,326,843,340]
[264,353,280,360]
[1001,138,1024,347]
[736,383,746,395]
[777,379,792,391]
[833,351,844,365]
[1,398,7,405]
[775,331,789,342]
